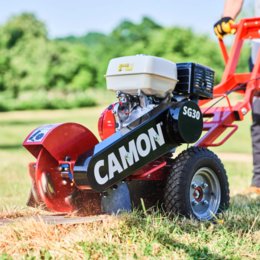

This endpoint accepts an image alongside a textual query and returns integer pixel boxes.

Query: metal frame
[196,18,260,147]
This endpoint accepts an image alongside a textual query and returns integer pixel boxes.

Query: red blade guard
[23,123,99,212]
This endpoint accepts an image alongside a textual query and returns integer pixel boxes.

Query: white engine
[106,55,178,98]
[106,55,178,130]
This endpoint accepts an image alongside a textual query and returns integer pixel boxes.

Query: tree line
[0,13,249,103]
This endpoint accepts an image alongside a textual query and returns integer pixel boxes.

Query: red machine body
[98,104,116,140]
[23,18,260,216]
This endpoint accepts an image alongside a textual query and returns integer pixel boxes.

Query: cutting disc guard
[23,123,99,212]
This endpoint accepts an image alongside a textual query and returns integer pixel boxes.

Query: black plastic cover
[174,62,215,99]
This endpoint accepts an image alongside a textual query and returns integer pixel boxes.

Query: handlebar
[218,18,260,64]
[230,23,238,30]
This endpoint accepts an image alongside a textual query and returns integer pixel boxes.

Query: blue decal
[27,124,58,143]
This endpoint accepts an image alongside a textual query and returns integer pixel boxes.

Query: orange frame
[197,17,260,147]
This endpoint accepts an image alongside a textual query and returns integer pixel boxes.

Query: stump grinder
[23,18,260,220]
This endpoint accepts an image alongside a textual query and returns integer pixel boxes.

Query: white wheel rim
[190,167,221,220]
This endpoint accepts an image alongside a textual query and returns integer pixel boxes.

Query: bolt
[201,182,208,189]
[241,107,247,115]
[112,185,118,190]
[202,200,209,206]
[191,182,198,189]
[192,200,199,206]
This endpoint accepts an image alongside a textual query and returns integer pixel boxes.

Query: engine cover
[106,55,178,98]
[74,100,203,192]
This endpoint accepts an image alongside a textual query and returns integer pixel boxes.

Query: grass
[0,102,259,258]
[0,199,259,259]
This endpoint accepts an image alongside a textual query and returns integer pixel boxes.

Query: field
[0,103,259,259]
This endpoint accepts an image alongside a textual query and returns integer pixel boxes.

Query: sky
[0,0,254,38]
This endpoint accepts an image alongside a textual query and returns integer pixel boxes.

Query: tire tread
[164,147,230,219]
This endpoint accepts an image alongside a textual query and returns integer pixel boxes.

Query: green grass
[0,106,259,259]
[79,205,259,259]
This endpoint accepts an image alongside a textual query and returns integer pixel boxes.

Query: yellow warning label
[118,63,133,72]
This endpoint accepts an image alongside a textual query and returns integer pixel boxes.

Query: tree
[0,13,250,101]
[0,13,47,49]
[46,42,94,91]
[0,13,48,97]
[0,13,95,97]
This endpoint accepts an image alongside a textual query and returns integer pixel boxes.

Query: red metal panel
[23,123,99,212]
[98,105,116,140]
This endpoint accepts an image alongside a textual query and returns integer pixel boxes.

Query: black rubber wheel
[164,147,230,220]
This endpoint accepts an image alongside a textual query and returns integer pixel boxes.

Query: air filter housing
[174,62,215,99]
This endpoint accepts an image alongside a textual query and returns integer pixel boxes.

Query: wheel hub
[193,186,203,202]
[190,167,221,220]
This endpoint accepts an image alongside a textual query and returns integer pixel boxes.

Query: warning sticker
[26,124,59,143]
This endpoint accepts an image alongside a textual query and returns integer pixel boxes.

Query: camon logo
[94,122,165,185]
